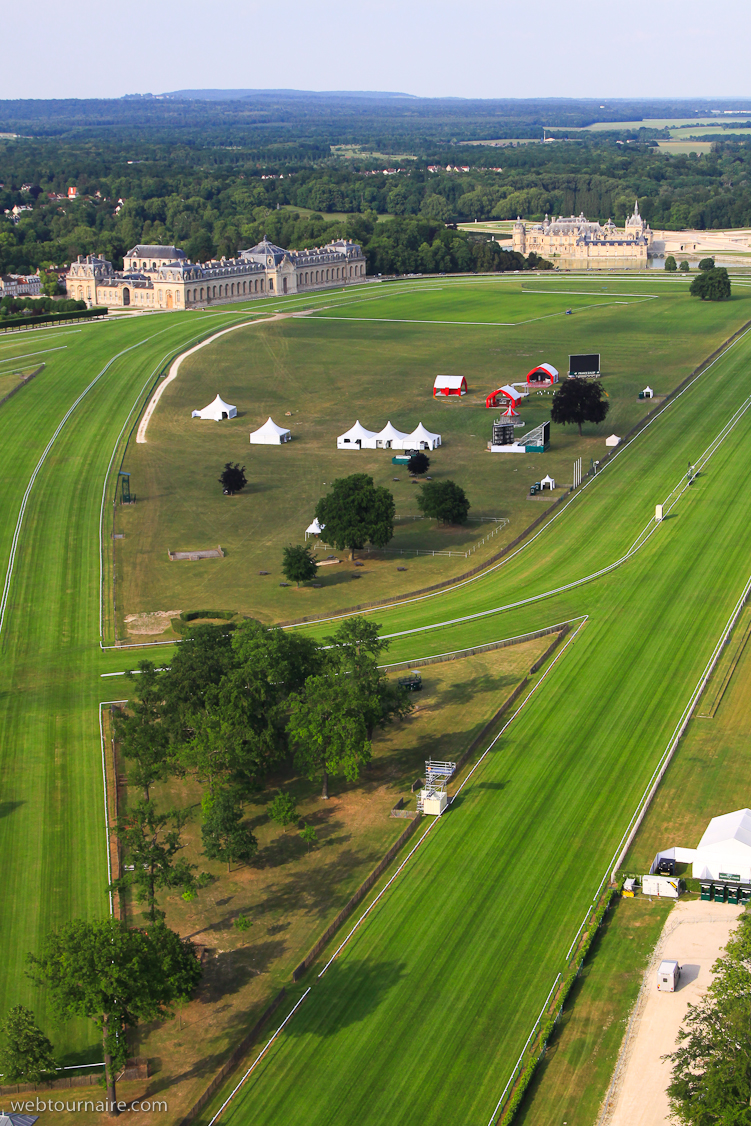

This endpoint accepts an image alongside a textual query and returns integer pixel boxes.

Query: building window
[269,278,274,291]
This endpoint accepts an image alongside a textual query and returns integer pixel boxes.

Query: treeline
[0,295,84,317]
[114,616,410,917]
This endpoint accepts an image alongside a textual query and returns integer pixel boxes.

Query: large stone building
[66,237,367,309]
[512,202,652,269]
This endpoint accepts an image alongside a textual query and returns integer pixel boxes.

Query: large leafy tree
[219,462,247,495]
[417,479,470,524]
[114,662,171,799]
[201,788,258,872]
[288,673,371,799]
[282,543,318,586]
[690,267,731,300]
[326,616,413,739]
[315,473,395,560]
[551,378,609,436]
[0,1005,56,1084]
[111,800,199,922]
[27,918,201,1114]
[667,912,751,1124]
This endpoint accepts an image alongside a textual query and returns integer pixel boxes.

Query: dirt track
[601,897,743,1126]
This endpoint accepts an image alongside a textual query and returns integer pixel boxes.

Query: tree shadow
[287,957,408,1037]
[476,780,511,791]
[0,800,24,818]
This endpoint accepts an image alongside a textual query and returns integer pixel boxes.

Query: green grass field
[2,274,751,1122]
[116,274,751,633]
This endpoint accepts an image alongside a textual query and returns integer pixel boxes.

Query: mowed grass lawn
[117,275,751,630]
[206,314,751,1125]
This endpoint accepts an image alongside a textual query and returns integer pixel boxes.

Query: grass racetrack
[1,274,751,1112]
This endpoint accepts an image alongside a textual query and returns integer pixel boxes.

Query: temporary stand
[416,759,456,816]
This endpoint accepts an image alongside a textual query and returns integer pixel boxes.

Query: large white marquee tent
[250,417,291,444]
[192,395,237,421]
[652,808,751,882]
[337,420,441,451]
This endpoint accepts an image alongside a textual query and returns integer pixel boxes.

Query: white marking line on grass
[135,312,288,444]
[206,988,312,1126]
[302,299,646,329]
[317,617,588,981]
[0,346,67,364]
[0,331,167,640]
[292,320,751,636]
[487,973,562,1126]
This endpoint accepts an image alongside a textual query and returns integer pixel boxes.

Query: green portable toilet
[728,885,740,905]
[700,882,712,901]
[638,391,645,400]
[714,883,726,904]
[741,886,751,906]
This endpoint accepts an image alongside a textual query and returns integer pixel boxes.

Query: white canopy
[407,422,442,449]
[541,474,555,489]
[375,421,411,448]
[250,416,291,444]
[305,517,324,538]
[192,394,237,421]
[605,434,621,447]
[337,420,378,449]
[693,808,751,881]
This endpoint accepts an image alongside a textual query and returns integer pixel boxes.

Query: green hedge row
[0,306,108,331]
[179,609,235,622]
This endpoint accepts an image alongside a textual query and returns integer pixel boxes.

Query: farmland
[1,273,751,1123]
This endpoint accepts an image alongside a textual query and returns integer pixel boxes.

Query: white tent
[605,434,621,447]
[305,517,324,539]
[643,386,654,398]
[541,474,555,490]
[250,416,291,444]
[337,420,378,450]
[692,809,751,881]
[192,394,237,421]
[374,421,411,449]
[407,422,442,449]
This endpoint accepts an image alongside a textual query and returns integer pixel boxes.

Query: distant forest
[2,93,751,276]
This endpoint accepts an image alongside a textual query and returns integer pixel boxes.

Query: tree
[201,788,258,872]
[417,479,470,525]
[268,790,299,829]
[666,912,751,1124]
[664,254,677,272]
[115,663,171,799]
[288,674,371,799]
[550,378,609,436]
[698,257,715,271]
[314,473,395,560]
[38,266,62,297]
[282,543,318,586]
[407,451,430,475]
[679,260,690,271]
[299,824,317,853]
[0,1005,56,1084]
[690,267,731,300]
[27,918,201,1114]
[219,462,247,495]
[326,616,413,739]
[111,800,198,922]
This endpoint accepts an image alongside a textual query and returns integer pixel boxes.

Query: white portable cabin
[337,420,378,450]
[605,434,621,447]
[657,960,680,992]
[249,417,291,444]
[192,394,237,420]
[642,874,680,898]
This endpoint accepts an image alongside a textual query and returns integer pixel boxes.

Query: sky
[6,0,751,102]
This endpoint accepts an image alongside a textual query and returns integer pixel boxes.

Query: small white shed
[250,417,291,444]
[657,960,680,992]
[605,434,621,447]
[420,789,448,815]
[192,394,237,421]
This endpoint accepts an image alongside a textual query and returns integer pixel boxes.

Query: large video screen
[569,353,600,376]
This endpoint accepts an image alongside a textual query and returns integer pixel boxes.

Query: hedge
[0,306,108,331]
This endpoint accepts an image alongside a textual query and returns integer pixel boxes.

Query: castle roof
[241,237,288,265]
[126,244,187,259]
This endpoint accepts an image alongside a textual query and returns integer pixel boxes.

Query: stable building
[66,237,367,309]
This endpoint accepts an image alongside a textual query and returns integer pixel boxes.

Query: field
[2,274,751,1123]
[117,274,751,633]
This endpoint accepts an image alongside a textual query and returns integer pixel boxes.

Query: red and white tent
[526,363,559,386]
[433,375,467,397]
